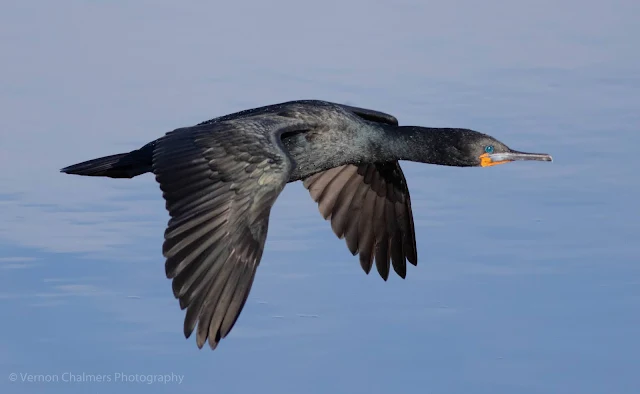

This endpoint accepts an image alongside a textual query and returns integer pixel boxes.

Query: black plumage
[60,99,552,349]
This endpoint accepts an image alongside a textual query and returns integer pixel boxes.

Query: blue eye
[484,145,494,154]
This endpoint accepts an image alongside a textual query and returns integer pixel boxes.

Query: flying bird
[61,99,552,349]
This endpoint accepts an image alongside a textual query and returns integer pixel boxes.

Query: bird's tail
[60,142,154,179]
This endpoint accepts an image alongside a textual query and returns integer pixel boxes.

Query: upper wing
[302,162,417,280]
[195,100,400,127]
[335,104,399,126]
[152,115,312,349]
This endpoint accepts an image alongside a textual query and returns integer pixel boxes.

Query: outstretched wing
[303,162,417,280]
[152,115,312,349]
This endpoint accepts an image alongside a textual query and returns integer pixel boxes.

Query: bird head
[447,129,553,167]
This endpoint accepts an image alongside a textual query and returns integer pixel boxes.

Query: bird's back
[191,100,387,181]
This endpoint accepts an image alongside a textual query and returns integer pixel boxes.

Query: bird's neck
[378,126,467,166]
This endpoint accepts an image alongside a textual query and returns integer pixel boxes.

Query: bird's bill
[479,150,553,167]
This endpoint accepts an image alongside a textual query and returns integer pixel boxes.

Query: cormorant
[60,99,552,349]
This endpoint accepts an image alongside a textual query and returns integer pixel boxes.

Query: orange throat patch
[479,153,510,167]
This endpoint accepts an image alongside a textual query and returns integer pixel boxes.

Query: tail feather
[60,142,154,179]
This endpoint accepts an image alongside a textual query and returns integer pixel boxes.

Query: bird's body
[198,100,388,181]
[61,99,552,350]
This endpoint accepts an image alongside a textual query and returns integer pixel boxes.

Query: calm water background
[1,1,639,393]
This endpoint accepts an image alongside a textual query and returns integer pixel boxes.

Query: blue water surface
[1,1,638,393]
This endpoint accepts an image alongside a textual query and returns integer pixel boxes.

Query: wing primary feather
[151,115,313,349]
[303,161,417,279]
